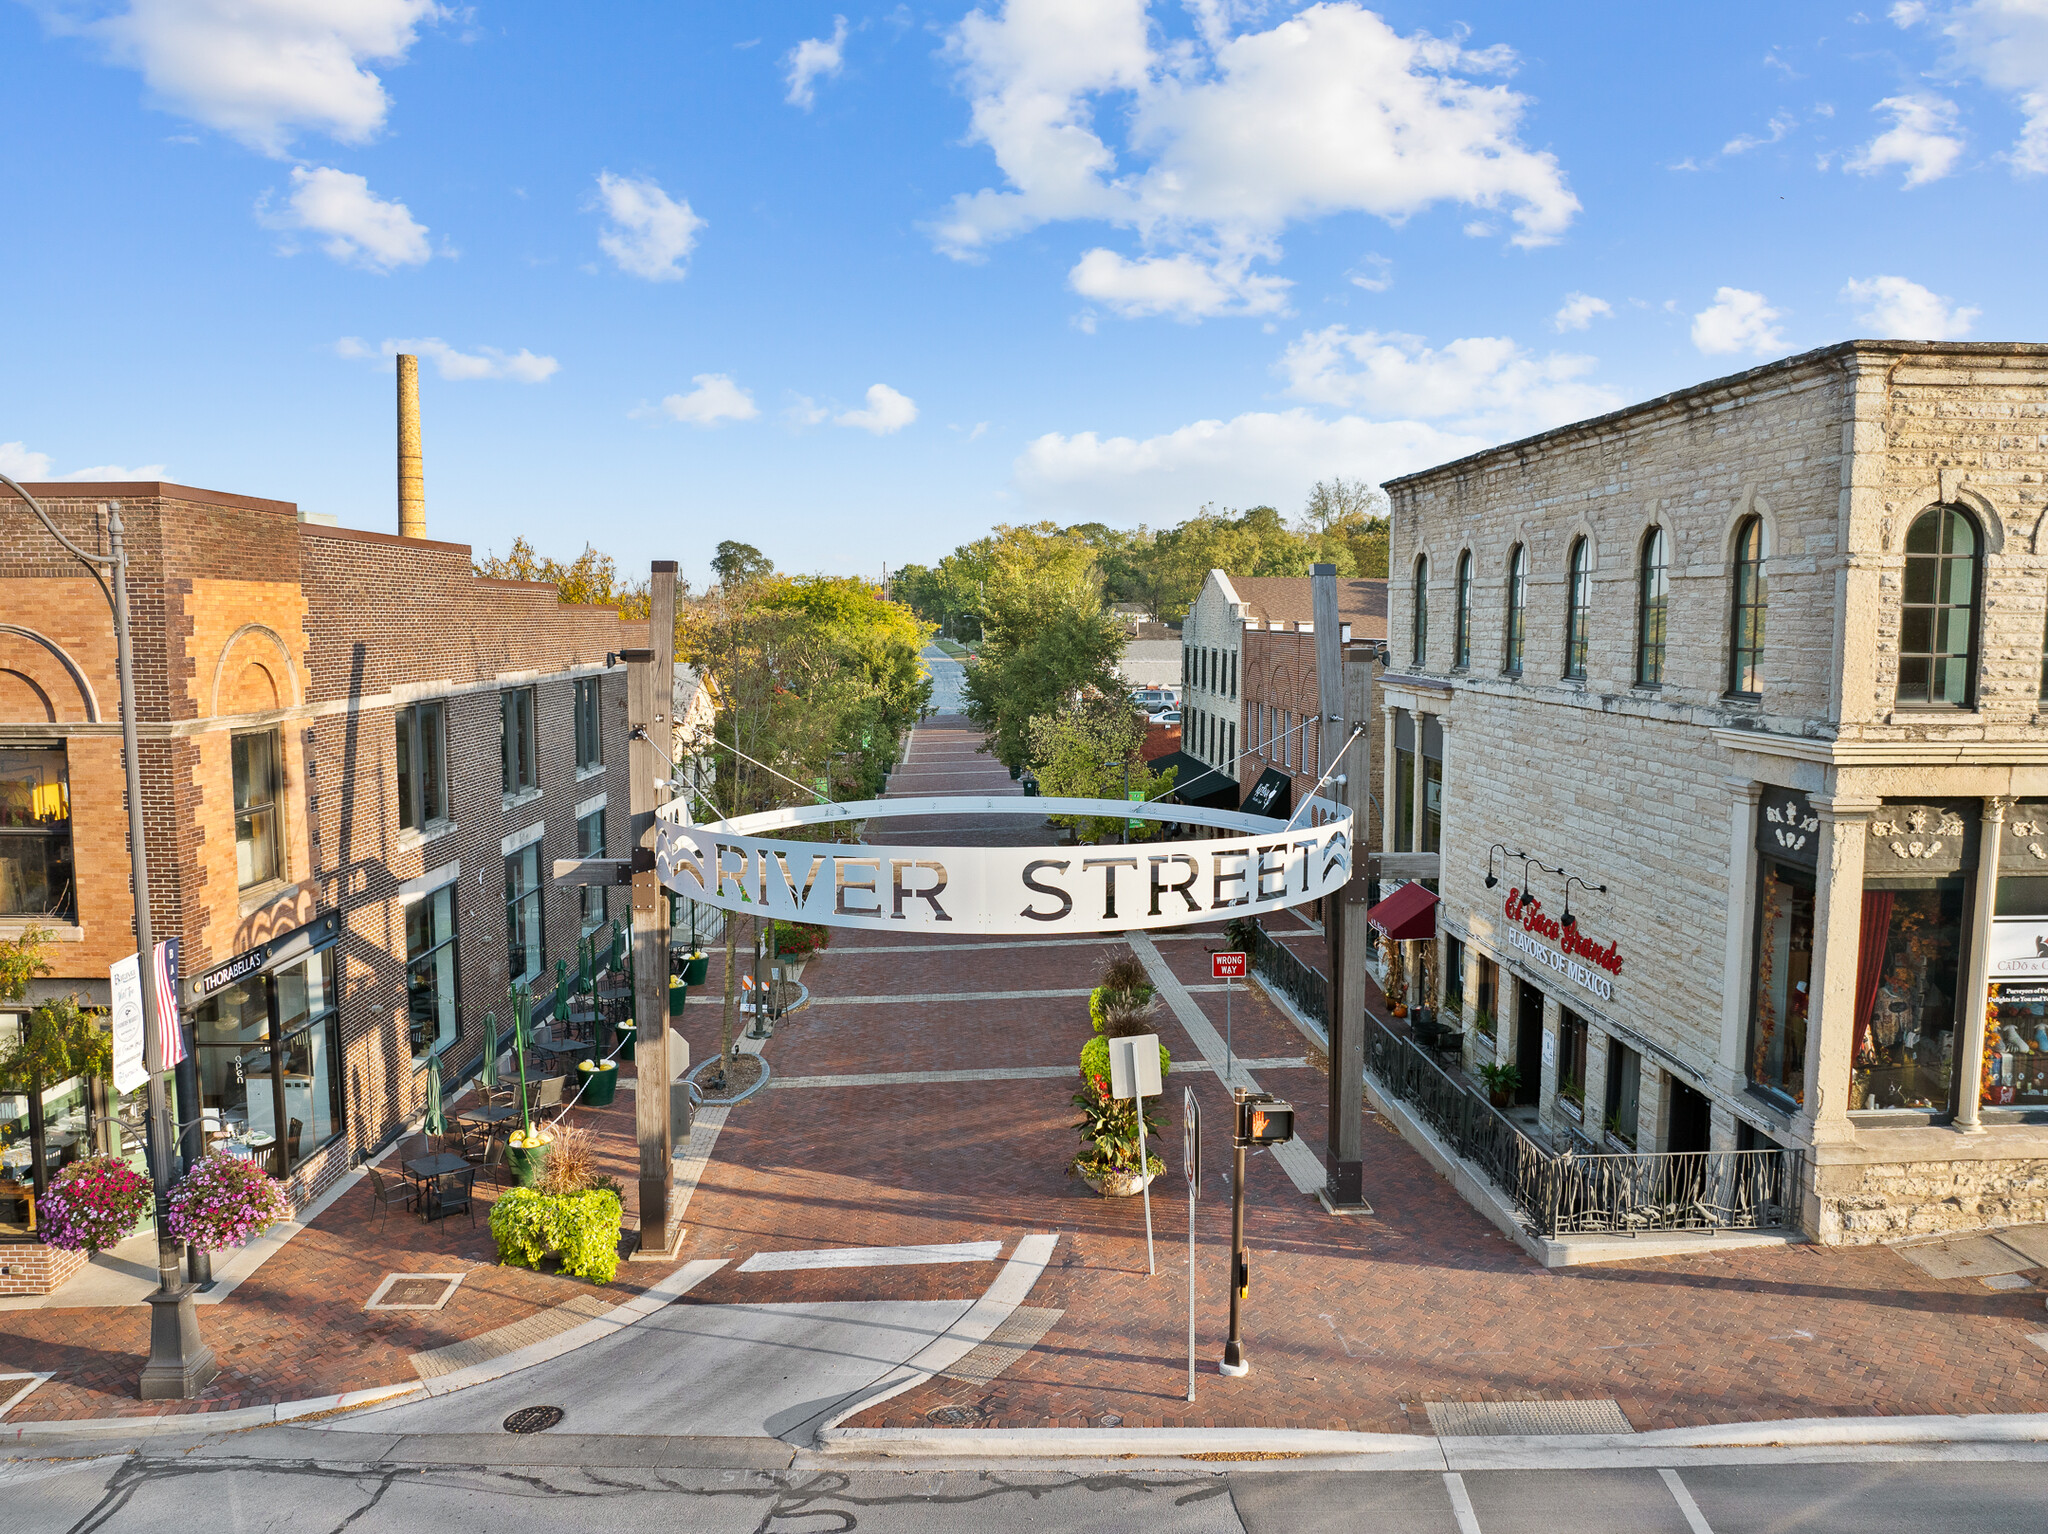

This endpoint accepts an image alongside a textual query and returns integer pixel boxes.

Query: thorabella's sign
[652,795,1352,935]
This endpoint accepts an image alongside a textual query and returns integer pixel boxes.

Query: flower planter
[506,1136,552,1188]
[1083,1168,1159,1198]
[669,983,687,1018]
[616,1023,636,1062]
[1488,1088,1513,1110]
[680,952,710,987]
[1559,1097,1583,1122]
[577,1059,619,1107]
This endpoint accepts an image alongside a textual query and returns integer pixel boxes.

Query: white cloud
[1723,112,1797,154]
[71,0,439,157]
[1068,248,1290,319]
[836,384,919,434]
[1841,274,1981,337]
[1691,287,1786,355]
[0,441,168,481]
[784,394,832,426]
[260,166,430,270]
[594,171,704,282]
[1845,94,1966,185]
[1277,326,1621,438]
[1553,292,1613,331]
[1348,252,1393,292]
[933,0,1578,319]
[1015,408,1483,522]
[1897,0,2048,173]
[338,336,558,382]
[785,15,848,109]
[641,374,759,426]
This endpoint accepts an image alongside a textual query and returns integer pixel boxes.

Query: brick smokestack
[397,353,425,539]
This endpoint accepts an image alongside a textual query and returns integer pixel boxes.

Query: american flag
[150,936,186,1072]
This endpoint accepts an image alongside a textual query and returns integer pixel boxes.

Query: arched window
[1453,551,1473,669]
[1503,544,1527,675]
[1897,504,1980,709]
[1563,537,1590,680]
[1729,515,1766,696]
[1635,526,1668,687]
[1411,556,1429,667]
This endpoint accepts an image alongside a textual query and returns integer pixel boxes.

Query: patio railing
[1245,921,1328,1029]
[1364,1014,1803,1241]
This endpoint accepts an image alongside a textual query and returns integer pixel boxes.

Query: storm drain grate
[365,1273,463,1311]
[1425,1399,1633,1437]
[938,1306,1064,1385]
[503,1406,565,1434]
[925,1404,985,1426]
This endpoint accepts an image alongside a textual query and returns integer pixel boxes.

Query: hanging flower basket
[165,1151,292,1251]
[37,1155,153,1254]
[576,1058,619,1107]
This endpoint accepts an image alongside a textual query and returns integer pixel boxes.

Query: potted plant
[37,1154,153,1254]
[1603,1113,1636,1153]
[1558,1074,1585,1121]
[576,1055,619,1107]
[506,986,552,1186]
[165,1151,291,1250]
[617,1013,637,1061]
[489,1123,623,1282]
[1470,1005,1497,1041]
[1070,955,1169,1196]
[1478,1060,1521,1109]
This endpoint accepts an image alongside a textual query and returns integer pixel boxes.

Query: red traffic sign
[1211,951,1247,980]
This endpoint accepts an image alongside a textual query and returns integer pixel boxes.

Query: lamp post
[0,475,216,1399]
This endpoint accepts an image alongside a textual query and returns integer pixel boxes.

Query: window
[1605,1040,1641,1148]
[1503,544,1526,676]
[1897,504,1979,709]
[1228,650,1237,698]
[506,843,544,985]
[1444,934,1465,1012]
[1748,857,1813,1108]
[1411,556,1429,667]
[1453,552,1472,670]
[578,809,607,933]
[501,687,538,795]
[404,887,458,1060]
[1851,882,1964,1113]
[1226,721,1236,769]
[0,745,75,919]
[1392,710,1415,851]
[1563,537,1590,680]
[1420,715,1443,854]
[193,947,344,1176]
[1729,516,1766,696]
[574,678,604,772]
[2040,600,2048,701]
[232,729,283,889]
[1557,1009,1589,1112]
[1636,527,1668,687]
[395,701,446,832]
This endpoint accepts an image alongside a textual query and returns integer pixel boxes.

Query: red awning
[1367,881,1438,941]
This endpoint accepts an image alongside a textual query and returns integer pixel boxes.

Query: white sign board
[109,953,147,1094]
[653,794,1352,936]
[1541,1030,1557,1071]
[1990,918,2048,979]
[1109,1033,1164,1101]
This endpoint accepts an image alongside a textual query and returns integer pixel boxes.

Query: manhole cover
[503,1406,565,1434]
[1097,1413,1124,1428]
[925,1405,982,1426]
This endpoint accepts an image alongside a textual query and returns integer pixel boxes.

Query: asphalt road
[12,1446,2048,1534]
[921,643,966,714]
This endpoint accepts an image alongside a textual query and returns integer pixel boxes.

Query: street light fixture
[0,475,216,1399]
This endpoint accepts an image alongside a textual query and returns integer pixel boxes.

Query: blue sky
[4,2,2047,590]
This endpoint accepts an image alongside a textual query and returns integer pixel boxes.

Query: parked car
[1156,710,1182,725]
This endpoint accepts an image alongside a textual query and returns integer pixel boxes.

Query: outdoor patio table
[402,1150,472,1221]
[454,1104,519,1129]
[530,1032,593,1066]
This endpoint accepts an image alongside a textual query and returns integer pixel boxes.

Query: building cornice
[1710,727,2048,767]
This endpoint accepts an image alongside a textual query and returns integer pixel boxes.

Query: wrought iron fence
[1364,1014,1802,1240]
[1245,921,1328,1026]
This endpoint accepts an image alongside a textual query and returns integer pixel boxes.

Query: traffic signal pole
[1220,1086,1250,1377]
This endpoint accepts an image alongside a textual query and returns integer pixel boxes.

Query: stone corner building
[1,481,630,1293]
[1378,340,2048,1245]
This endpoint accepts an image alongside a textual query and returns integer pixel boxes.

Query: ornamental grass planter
[616,1022,636,1062]
[577,1058,619,1107]
[506,1133,552,1188]
[1082,1166,1160,1198]
[680,952,710,987]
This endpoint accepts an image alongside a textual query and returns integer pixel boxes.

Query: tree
[712,540,774,591]
[1302,477,1391,578]
[473,537,654,617]
[1026,697,1175,843]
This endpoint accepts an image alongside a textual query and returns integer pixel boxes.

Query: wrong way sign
[1212,951,1247,979]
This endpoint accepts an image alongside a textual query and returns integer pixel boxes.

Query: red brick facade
[2,482,635,1287]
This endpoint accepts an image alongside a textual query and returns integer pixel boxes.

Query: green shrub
[489,1186,624,1284]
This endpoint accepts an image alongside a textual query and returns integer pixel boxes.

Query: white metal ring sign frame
[653,795,1352,935]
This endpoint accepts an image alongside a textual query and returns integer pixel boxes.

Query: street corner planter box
[507,1139,552,1187]
[669,984,688,1017]
[680,952,710,987]
[577,1059,619,1107]
[616,1023,636,1061]
[1559,1097,1584,1122]
[1083,1168,1160,1198]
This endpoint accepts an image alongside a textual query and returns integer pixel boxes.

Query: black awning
[1239,767,1292,820]
[1148,751,1240,811]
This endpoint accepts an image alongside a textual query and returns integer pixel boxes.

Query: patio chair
[437,1168,478,1227]
[530,1074,566,1124]
[478,1137,509,1188]
[364,1165,413,1230]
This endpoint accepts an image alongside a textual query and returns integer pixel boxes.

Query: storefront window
[1985,869,2048,1108]
[1605,1039,1641,1148]
[1420,716,1443,854]
[0,745,75,920]
[1557,1008,1589,1117]
[192,947,342,1175]
[1748,859,1813,1107]
[407,885,458,1059]
[1392,710,1415,852]
[1851,884,1964,1113]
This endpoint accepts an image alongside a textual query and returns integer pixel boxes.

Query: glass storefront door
[191,946,343,1175]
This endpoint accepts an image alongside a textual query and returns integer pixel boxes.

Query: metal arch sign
[652,795,1352,935]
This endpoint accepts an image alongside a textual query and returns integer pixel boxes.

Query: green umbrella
[424,1051,447,1135]
[513,986,534,1137]
[577,934,593,993]
[610,920,627,973]
[480,1010,500,1089]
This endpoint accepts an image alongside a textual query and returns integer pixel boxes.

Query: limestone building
[1379,341,2048,1244]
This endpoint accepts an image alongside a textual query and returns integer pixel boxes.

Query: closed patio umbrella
[480,1011,500,1089]
[424,1051,447,1135]
[610,920,627,973]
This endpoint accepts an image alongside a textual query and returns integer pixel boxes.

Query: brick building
[1379,341,2048,1245]
[1,482,631,1292]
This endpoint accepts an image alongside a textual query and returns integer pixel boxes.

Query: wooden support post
[631,562,679,1253]
[1313,564,1370,1212]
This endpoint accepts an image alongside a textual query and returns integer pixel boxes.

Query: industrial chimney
[396,353,424,538]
